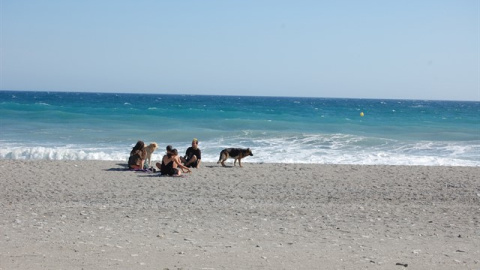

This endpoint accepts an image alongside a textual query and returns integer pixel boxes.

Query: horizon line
[1,89,478,103]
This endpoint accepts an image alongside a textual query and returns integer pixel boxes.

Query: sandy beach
[0,160,479,269]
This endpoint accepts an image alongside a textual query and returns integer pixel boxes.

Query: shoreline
[1,160,479,269]
[1,159,480,167]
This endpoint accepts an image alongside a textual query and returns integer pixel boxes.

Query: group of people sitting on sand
[128,138,201,176]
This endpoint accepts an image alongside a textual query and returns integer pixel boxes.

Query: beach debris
[396,263,408,267]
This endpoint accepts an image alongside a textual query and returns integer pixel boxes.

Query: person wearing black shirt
[181,138,201,168]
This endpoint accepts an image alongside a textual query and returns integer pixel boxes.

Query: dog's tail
[217,150,225,164]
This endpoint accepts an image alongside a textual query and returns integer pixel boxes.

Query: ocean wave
[0,146,129,161]
[1,135,478,167]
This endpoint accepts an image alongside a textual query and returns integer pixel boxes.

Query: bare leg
[185,155,197,166]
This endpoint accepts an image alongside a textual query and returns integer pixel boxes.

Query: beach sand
[0,160,479,269]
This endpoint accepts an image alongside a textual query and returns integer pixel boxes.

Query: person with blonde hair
[181,138,202,168]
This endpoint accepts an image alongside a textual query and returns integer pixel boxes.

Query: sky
[1,0,479,101]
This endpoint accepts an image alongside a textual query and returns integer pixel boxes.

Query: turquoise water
[1,90,479,166]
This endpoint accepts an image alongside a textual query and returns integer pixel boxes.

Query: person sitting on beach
[128,140,147,170]
[152,144,173,173]
[156,149,191,176]
[181,138,202,168]
[166,144,173,155]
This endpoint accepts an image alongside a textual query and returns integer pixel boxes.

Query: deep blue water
[1,90,479,166]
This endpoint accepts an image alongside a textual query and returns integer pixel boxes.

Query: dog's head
[246,148,253,156]
[146,142,158,151]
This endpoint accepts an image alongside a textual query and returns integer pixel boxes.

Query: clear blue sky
[1,0,479,100]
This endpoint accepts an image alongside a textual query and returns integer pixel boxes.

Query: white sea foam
[1,135,479,167]
[0,145,128,161]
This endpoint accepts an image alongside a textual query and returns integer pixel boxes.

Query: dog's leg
[145,153,151,167]
[219,152,228,167]
[239,158,242,167]
[217,152,224,165]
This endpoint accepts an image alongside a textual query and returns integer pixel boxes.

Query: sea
[1,90,479,166]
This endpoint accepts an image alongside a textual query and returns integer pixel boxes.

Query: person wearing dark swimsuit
[161,159,178,176]
[157,149,191,176]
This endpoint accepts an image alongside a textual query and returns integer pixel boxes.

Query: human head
[192,138,199,149]
[166,145,173,153]
[171,149,178,156]
[133,140,145,151]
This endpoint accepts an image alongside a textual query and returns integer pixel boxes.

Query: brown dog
[144,142,158,167]
[217,148,253,167]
